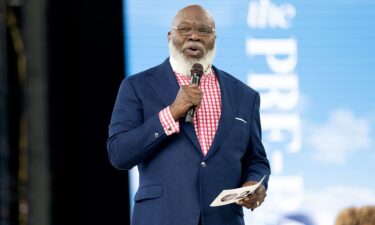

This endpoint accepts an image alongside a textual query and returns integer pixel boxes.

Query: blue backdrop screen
[123,1,375,224]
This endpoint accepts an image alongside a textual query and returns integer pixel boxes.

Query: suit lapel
[179,118,202,155]
[204,67,237,160]
[147,59,179,107]
[147,59,202,154]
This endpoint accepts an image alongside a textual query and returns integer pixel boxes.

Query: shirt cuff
[158,106,180,136]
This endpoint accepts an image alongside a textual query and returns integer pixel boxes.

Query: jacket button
[154,132,159,138]
[200,162,206,168]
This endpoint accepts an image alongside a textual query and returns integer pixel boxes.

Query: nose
[188,29,201,41]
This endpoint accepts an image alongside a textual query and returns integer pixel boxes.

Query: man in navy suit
[107,4,271,225]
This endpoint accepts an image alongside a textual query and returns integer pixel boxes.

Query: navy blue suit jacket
[107,59,270,225]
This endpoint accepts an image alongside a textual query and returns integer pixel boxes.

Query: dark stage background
[1,0,130,224]
[48,0,129,224]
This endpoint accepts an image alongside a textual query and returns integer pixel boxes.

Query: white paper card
[210,175,266,207]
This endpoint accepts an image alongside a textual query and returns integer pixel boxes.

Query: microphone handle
[185,73,201,123]
[185,107,195,123]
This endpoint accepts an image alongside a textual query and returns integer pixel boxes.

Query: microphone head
[190,63,204,77]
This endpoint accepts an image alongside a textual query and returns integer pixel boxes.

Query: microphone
[185,63,204,123]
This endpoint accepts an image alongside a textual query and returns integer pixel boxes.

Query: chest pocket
[230,117,250,148]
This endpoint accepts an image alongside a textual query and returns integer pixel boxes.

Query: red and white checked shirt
[158,69,222,156]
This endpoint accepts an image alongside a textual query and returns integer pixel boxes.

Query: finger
[189,92,203,105]
[253,188,267,198]
[187,88,201,97]
[236,200,249,207]
[255,185,266,194]
[237,197,253,208]
[188,84,199,89]
[190,89,202,97]
[252,201,261,210]
[256,192,267,201]
[239,201,257,209]
[249,200,260,209]
[247,198,264,208]
[188,84,202,93]
[245,194,257,201]
[251,194,265,202]
[236,200,243,206]
[251,195,265,205]
[180,85,190,90]
[189,97,201,107]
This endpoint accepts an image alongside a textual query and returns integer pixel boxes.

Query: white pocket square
[235,117,247,124]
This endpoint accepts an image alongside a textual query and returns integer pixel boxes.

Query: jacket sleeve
[107,78,168,170]
[242,92,271,189]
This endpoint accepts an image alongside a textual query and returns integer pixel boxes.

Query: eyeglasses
[171,24,215,37]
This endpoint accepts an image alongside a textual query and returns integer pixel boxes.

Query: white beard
[169,41,216,75]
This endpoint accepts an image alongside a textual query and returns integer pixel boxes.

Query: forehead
[173,7,214,26]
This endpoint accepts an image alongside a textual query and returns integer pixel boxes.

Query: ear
[168,31,171,42]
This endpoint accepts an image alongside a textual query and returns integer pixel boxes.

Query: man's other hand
[236,181,267,210]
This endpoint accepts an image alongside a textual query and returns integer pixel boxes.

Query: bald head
[168,4,217,71]
[172,5,215,29]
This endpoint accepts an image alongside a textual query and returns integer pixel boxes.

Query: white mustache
[182,42,205,53]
